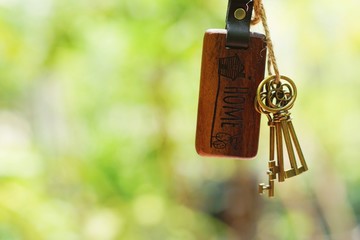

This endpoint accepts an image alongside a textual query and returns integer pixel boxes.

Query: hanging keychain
[195,0,267,159]
[253,0,309,197]
[195,0,308,197]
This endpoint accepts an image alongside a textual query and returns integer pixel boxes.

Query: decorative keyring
[256,75,297,113]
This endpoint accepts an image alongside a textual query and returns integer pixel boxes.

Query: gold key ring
[256,75,297,113]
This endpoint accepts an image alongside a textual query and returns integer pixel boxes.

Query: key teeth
[268,160,278,180]
[285,165,309,179]
[258,183,266,194]
[258,182,274,197]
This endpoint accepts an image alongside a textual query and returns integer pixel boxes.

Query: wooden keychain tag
[195,0,266,159]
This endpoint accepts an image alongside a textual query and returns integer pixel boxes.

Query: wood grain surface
[195,29,266,159]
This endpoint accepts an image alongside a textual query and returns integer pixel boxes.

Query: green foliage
[0,0,359,239]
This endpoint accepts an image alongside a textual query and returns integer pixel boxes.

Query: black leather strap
[225,0,254,49]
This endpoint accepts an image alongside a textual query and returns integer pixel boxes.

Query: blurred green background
[0,0,360,239]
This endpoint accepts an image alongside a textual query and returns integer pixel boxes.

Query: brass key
[255,99,277,197]
[256,75,308,197]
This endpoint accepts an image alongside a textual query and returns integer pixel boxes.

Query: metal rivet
[234,8,246,20]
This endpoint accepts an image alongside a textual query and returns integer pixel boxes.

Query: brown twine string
[251,0,261,25]
[251,0,280,83]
